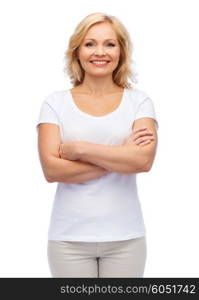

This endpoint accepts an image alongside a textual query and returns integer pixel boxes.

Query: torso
[70,86,124,117]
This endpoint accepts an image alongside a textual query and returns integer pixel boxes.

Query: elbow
[40,157,58,183]
[45,173,54,183]
[128,160,151,174]
[142,159,153,172]
[143,165,151,172]
[44,168,55,183]
[46,176,54,183]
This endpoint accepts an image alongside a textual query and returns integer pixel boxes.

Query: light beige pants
[47,236,147,278]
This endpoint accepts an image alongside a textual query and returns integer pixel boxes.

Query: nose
[94,46,106,56]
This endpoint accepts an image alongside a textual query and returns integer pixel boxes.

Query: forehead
[84,22,117,41]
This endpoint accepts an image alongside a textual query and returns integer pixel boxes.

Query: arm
[37,123,108,183]
[47,157,109,183]
[74,118,158,174]
[78,142,147,174]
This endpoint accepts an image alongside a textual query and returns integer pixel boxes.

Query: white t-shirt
[36,87,159,242]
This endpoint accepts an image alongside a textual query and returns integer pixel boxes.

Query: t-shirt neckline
[67,88,127,119]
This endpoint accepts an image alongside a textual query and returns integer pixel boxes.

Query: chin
[90,73,113,78]
[87,69,114,76]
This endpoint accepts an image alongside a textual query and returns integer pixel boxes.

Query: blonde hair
[63,12,138,88]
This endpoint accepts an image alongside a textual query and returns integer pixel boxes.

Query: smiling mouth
[90,60,111,66]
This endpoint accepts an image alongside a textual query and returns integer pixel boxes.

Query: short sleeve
[135,96,159,130]
[36,99,59,133]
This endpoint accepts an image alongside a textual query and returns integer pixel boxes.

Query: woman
[36,12,159,278]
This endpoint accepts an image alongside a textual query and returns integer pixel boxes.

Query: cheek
[79,48,92,60]
[109,48,120,61]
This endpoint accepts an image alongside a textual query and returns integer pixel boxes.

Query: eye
[107,43,115,47]
[85,42,93,47]
[85,42,115,47]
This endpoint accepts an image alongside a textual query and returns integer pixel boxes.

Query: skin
[76,21,122,95]
[59,128,154,160]
[59,22,154,166]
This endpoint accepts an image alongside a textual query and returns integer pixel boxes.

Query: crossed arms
[38,118,158,183]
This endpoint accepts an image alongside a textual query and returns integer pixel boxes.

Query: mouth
[89,60,111,66]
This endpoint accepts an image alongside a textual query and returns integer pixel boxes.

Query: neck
[77,73,121,96]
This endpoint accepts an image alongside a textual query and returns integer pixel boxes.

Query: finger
[139,139,152,146]
[137,136,154,143]
[133,128,153,135]
[133,130,154,141]
[134,137,153,146]
[132,128,150,136]
[133,127,148,134]
[58,146,61,155]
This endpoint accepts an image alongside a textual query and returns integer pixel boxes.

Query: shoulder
[42,89,69,110]
[127,87,150,101]
[126,87,152,108]
[44,89,68,103]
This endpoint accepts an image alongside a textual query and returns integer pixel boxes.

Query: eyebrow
[85,38,117,42]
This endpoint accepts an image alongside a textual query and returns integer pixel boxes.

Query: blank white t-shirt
[36,87,159,242]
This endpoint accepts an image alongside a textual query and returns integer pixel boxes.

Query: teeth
[91,61,109,64]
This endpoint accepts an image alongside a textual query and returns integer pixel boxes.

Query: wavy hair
[63,12,138,88]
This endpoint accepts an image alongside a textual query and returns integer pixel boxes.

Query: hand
[123,127,155,146]
[59,142,79,160]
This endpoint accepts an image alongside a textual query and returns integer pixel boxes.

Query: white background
[0,0,199,277]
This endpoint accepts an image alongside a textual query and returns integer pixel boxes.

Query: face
[77,22,120,77]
